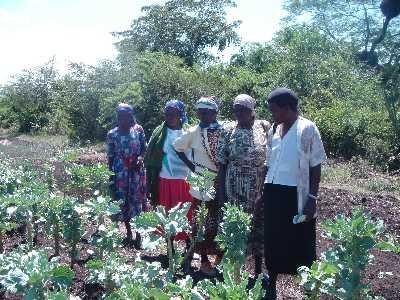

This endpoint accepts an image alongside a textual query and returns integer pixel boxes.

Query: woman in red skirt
[145,100,193,241]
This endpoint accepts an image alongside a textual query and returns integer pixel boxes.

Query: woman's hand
[137,156,144,167]
[131,156,144,171]
[303,196,317,221]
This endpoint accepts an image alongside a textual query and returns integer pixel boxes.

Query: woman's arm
[217,163,227,206]
[106,132,115,172]
[173,127,196,172]
[303,164,321,221]
[176,151,195,172]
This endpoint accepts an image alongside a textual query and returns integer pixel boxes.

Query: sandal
[133,233,142,250]
[200,260,217,276]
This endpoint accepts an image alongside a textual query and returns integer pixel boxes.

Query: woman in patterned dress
[107,103,147,249]
[216,94,270,277]
[173,96,223,275]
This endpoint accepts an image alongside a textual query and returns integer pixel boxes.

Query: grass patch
[322,159,400,197]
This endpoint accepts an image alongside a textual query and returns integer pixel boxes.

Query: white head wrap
[196,96,218,111]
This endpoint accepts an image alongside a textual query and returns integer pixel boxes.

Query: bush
[306,100,396,168]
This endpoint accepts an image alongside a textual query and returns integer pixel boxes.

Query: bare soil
[1,136,399,299]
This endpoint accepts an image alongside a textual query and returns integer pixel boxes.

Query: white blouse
[265,117,327,217]
[159,128,190,180]
[265,120,299,186]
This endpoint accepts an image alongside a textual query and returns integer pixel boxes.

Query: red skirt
[158,177,194,240]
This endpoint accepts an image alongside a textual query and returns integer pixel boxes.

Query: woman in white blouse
[262,88,326,299]
[173,96,223,275]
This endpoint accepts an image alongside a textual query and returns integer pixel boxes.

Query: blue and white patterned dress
[106,124,147,220]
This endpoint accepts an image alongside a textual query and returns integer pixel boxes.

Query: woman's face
[197,108,217,125]
[117,111,133,130]
[268,102,289,124]
[233,104,253,126]
[164,106,181,128]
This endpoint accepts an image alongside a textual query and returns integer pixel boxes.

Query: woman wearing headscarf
[263,88,327,299]
[173,96,224,275]
[216,94,270,277]
[144,99,193,240]
[106,103,147,249]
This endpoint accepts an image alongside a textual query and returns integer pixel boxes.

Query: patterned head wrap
[165,99,188,124]
[196,96,218,111]
[117,103,134,114]
[233,94,255,111]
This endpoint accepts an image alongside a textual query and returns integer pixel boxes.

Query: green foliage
[45,290,74,300]
[115,0,240,66]
[106,283,169,300]
[0,158,24,195]
[67,163,113,195]
[216,203,251,268]
[283,0,400,166]
[5,183,48,250]
[197,261,264,299]
[133,203,191,274]
[307,101,394,162]
[0,196,18,252]
[86,254,168,293]
[97,81,143,131]
[88,221,123,260]
[1,60,57,133]
[86,255,130,292]
[298,209,393,299]
[0,248,74,299]
[61,198,83,266]
[79,195,120,225]
[188,167,217,201]
[298,253,339,300]
[50,61,121,141]
[127,52,205,136]
[41,195,68,256]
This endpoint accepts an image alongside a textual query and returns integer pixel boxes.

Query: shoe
[122,236,134,247]
[133,233,142,250]
[182,257,192,274]
[264,282,277,300]
[247,273,269,290]
[214,254,223,266]
[261,272,270,290]
[200,261,217,276]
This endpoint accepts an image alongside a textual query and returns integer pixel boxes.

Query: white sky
[0,0,284,84]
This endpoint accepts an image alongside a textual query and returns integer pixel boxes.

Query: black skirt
[263,183,316,274]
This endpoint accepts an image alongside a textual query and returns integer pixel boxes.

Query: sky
[0,0,284,84]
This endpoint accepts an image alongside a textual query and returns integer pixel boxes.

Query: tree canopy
[114,0,240,66]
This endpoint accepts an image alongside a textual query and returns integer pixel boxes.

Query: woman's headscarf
[196,96,218,111]
[233,94,255,111]
[117,103,134,114]
[266,87,299,109]
[165,99,188,124]
[117,103,136,124]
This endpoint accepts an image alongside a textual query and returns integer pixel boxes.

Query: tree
[230,26,395,164]
[51,60,121,141]
[114,0,241,66]
[283,0,400,59]
[283,0,400,157]
[2,59,57,133]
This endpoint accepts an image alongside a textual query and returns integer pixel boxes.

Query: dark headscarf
[266,88,299,110]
